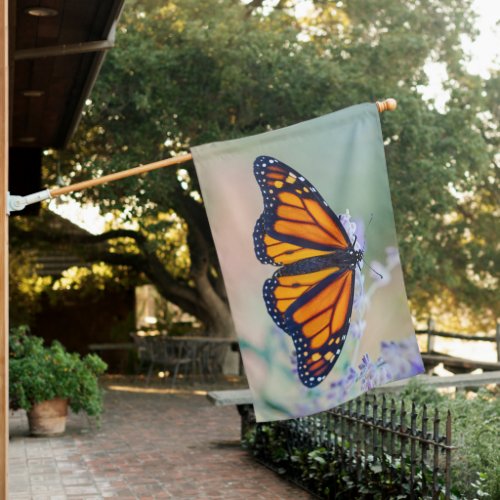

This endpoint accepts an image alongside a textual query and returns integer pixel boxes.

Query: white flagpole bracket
[7,189,52,215]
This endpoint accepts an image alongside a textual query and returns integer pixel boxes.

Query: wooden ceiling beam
[11,0,125,149]
[14,39,114,60]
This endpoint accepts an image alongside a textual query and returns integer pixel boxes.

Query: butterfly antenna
[363,213,374,252]
[362,213,383,278]
[365,260,383,279]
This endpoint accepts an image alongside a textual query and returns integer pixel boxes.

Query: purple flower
[327,367,357,403]
[374,361,393,387]
[358,354,393,391]
[385,246,400,267]
[340,212,355,239]
[358,354,377,391]
[339,211,365,254]
[295,399,323,417]
[380,339,424,379]
[349,319,366,340]
[353,270,365,307]
[339,211,365,307]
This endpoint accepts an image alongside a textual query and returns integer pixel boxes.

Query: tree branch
[85,248,212,324]
[89,251,147,269]
[91,229,147,245]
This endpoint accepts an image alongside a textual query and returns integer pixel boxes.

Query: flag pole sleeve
[46,99,396,199]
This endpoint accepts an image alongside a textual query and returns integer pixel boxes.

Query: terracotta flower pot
[27,397,69,436]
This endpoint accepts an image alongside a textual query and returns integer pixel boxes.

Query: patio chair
[131,333,192,386]
[200,342,229,380]
[159,337,193,386]
[130,332,154,375]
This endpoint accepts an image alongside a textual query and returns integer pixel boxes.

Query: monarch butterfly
[253,156,363,388]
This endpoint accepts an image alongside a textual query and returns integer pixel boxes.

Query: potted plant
[9,326,107,436]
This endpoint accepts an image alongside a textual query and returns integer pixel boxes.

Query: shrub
[9,326,108,418]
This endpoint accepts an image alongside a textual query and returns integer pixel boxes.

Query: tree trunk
[193,272,235,337]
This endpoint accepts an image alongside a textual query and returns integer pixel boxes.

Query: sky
[50,0,500,233]
[462,0,500,77]
[421,0,500,109]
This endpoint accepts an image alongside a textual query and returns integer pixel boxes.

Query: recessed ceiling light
[19,137,36,143]
[25,7,58,17]
[22,90,45,97]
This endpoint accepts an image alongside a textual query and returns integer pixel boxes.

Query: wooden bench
[88,342,135,352]
[421,353,500,374]
[207,389,254,439]
[207,389,253,406]
[372,370,500,392]
[88,342,136,372]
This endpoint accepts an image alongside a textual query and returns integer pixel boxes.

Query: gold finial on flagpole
[376,98,397,113]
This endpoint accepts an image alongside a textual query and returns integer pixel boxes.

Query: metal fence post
[421,404,429,496]
[445,410,452,500]
[432,408,441,499]
[409,401,417,499]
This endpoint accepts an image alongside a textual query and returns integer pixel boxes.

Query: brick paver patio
[9,379,310,499]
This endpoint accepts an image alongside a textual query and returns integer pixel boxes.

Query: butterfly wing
[286,267,355,387]
[253,155,351,266]
[253,155,357,387]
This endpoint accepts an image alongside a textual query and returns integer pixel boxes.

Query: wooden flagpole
[49,99,397,199]
[50,154,194,197]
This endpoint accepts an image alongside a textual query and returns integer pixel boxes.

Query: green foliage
[9,326,108,417]
[247,422,447,498]
[8,248,52,326]
[444,391,500,499]
[44,0,498,329]
[246,385,500,499]
[401,382,500,498]
[9,211,139,329]
[400,377,446,406]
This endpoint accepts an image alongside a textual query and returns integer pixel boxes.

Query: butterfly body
[253,155,363,388]
[276,249,363,278]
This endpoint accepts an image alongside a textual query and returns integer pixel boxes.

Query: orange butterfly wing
[253,157,350,265]
[253,156,358,387]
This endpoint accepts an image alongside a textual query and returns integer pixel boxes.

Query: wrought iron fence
[247,394,453,499]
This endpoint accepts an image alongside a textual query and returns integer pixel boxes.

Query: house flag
[191,103,424,422]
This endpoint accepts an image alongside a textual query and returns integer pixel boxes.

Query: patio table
[165,336,239,379]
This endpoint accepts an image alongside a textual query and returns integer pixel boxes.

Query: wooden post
[0,0,9,496]
[496,322,500,363]
[426,317,435,353]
